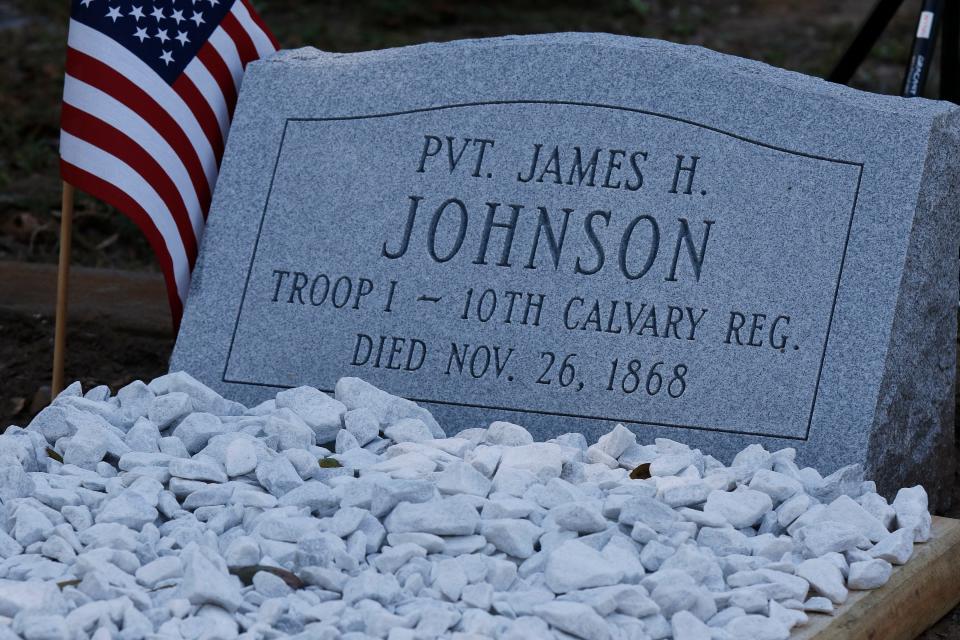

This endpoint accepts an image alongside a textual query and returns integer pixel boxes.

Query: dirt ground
[2,0,959,636]
[0,308,173,425]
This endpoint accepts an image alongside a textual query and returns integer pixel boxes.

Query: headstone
[172,34,960,499]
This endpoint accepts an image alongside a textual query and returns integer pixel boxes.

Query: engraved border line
[221,99,864,441]
[221,118,291,383]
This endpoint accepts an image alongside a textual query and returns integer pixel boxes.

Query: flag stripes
[60,0,277,326]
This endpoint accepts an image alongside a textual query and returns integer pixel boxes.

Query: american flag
[59,0,278,325]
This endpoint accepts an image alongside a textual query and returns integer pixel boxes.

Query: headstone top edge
[254,33,956,120]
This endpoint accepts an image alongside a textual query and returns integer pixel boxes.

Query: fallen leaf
[9,397,25,415]
[1,212,41,241]
[46,447,63,463]
[95,233,119,251]
[29,386,51,416]
[630,463,651,480]
[319,457,342,468]
[229,565,305,589]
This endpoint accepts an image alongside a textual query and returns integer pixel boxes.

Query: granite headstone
[172,34,960,498]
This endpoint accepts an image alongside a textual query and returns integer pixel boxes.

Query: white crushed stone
[0,372,936,640]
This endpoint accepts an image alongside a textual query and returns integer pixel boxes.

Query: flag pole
[51,180,75,398]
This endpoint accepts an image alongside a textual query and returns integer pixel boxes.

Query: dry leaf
[229,565,305,589]
[9,397,25,415]
[29,385,51,416]
[1,212,41,242]
[630,463,651,480]
[95,233,119,251]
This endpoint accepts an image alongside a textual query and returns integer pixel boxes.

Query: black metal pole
[941,0,959,101]
[829,0,906,84]
[902,0,943,96]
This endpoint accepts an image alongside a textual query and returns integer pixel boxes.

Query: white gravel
[0,372,934,640]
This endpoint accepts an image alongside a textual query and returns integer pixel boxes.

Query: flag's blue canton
[71,0,235,84]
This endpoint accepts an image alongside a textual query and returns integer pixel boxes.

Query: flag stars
[77,0,246,73]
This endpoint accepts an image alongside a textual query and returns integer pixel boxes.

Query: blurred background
[0,0,950,437]
[0,0,944,274]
